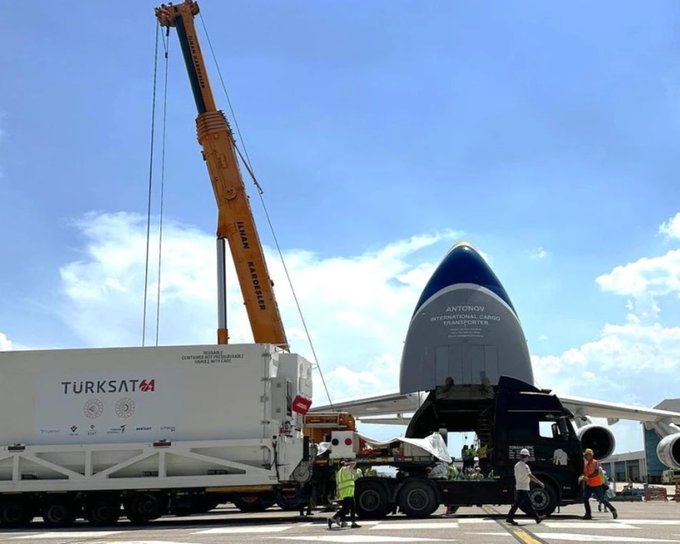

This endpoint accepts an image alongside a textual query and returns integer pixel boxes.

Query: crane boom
[155,1,288,350]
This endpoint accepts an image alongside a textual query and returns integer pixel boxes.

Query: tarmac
[1,499,679,544]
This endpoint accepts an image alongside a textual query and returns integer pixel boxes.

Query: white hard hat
[519,448,530,457]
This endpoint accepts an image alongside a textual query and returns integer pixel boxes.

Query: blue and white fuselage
[400,242,533,394]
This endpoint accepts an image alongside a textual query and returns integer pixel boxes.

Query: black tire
[0,499,34,528]
[124,493,164,525]
[85,495,120,526]
[42,497,78,528]
[275,490,304,511]
[528,484,558,517]
[233,495,275,513]
[198,498,220,513]
[398,478,439,518]
[356,480,390,519]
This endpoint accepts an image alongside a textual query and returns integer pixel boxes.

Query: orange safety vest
[584,458,604,487]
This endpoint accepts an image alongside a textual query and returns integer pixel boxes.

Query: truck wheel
[198,498,220,513]
[528,484,557,517]
[233,495,274,513]
[275,490,304,511]
[124,493,163,524]
[85,495,120,526]
[0,499,34,527]
[398,478,438,518]
[42,497,78,528]
[356,480,390,519]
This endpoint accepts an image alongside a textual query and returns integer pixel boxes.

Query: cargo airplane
[314,242,680,469]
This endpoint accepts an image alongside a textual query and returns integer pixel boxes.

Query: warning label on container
[181,349,244,364]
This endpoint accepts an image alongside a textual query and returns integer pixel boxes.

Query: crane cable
[155,29,170,347]
[198,13,335,410]
[143,23,170,347]
[141,22,160,347]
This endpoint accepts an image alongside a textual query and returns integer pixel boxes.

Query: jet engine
[577,424,615,460]
[657,434,680,470]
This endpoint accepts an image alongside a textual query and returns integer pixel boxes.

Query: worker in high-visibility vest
[328,459,362,529]
[579,448,617,520]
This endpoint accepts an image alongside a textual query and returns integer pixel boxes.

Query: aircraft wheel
[356,479,390,519]
[398,478,438,518]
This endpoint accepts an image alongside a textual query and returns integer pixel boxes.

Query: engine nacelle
[657,434,680,470]
[577,424,615,460]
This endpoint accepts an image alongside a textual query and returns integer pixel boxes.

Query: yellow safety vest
[336,467,360,499]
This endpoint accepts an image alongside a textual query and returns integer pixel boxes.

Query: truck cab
[348,376,584,518]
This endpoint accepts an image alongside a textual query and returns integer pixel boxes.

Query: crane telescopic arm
[155,0,288,350]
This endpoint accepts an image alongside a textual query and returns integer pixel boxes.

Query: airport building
[600,450,646,484]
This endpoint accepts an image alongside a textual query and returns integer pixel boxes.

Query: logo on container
[115,398,136,418]
[83,399,104,419]
[61,379,156,395]
[106,425,127,435]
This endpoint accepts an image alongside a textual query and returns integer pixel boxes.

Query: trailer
[0,343,314,526]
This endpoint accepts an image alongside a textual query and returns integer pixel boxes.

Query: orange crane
[155,1,288,349]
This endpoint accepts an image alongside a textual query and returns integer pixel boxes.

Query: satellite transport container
[0,343,310,446]
[0,343,314,526]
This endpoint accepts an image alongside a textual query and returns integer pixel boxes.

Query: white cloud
[529,232,680,453]
[660,212,680,240]
[533,320,680,395]
[43,211,680,452]
[57,212,461,405]
[596,250,680,315]
[532,252,680,453]
[59,212,217,348]
[0,332,12,350]
[528,247,548,260]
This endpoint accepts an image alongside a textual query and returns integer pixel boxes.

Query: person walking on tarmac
[505,448,545,526]
[580,448,618,520]
[328,459,362,529]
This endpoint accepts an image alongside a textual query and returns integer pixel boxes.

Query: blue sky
[2,1,680,455]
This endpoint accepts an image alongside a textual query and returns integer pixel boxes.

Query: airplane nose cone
[413,242,516,315]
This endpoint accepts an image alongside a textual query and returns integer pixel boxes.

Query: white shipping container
[0,343,313,447]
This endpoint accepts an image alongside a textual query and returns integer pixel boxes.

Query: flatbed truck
[315,376,597,518]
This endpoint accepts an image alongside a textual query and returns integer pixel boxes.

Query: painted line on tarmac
[8,531,122,540]
[196,525,291,533]
[481,506,550,544]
